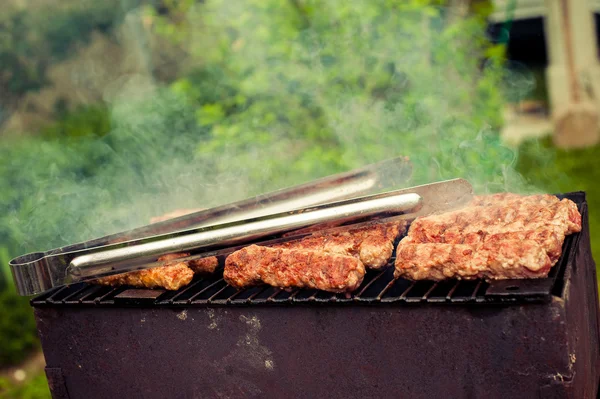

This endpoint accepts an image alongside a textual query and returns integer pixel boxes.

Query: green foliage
[41,104,112,139]
[0,246,11,289]
[0,290,39,367]
[150,0,509,194]
[0,371,51,399]
[0,0,155,116]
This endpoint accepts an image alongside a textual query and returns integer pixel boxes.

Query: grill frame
[31,192,600,399]
[31,192,584,308]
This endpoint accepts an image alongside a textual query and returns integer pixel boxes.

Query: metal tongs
[10,157,473,296]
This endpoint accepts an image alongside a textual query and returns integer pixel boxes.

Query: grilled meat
[395,194,581,281]
[462,228,566,263]
[275,220,405,269]
[188,257,220,274]
[224,244,365,293]
[404,197,580,245]
[94,253,194,290]
[224,220,402,292]
[394,240,552,280]
[93,253,218,290]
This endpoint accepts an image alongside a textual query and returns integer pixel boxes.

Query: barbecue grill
[29,191,600,399]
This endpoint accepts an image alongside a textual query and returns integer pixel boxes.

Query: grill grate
[29,238,572,307]
[30,193,584,308]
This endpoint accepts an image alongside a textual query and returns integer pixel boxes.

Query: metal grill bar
[60,284,87,302]
[405,281,432,303]
[95,286,124,304]
[81,286,111,304]
[190,279,227,304]
[422,282,439,300]
[356,269,388,297]
[26,242,573,307]
[272,289,294,303]
[64,285,100,304]
[229,286,265,305]
[170,279,208,303]
[45,286,70,304]
[471,280,484,301]
[267,288,282,302]
[446,281,460,300]
[206,284,229,302]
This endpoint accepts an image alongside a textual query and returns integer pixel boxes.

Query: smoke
[1,0,538,256]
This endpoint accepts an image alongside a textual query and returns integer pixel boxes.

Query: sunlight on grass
[0,369,50,399]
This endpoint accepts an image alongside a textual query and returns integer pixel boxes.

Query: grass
[517,136,600,279]
[0,290,39,367]
[0,369,50,399]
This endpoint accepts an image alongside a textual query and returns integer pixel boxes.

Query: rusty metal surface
[32,193,600,399]
[34,299,579,399]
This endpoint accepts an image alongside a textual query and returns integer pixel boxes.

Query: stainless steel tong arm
[68,193,422,276]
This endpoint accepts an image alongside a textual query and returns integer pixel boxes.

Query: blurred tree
[0,0,159,129]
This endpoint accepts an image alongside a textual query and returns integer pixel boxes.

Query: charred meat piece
[224,245,366,293]
[188,256,220,274]
[93,253,194,290]
[394,240,552,280]
[395,194,581,281]
[275,220,405,269]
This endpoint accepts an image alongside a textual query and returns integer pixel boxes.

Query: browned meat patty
[275,220,405,269]
[93,253,194,290]
[395,193,581,281]
[224,245,365,293]
[188,256,220,274]
[394,240,552,280]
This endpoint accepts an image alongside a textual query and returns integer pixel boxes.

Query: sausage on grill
[395,240,552,280]
[224,245,366,293]
[395,194,581,281]
[93,253,194,290]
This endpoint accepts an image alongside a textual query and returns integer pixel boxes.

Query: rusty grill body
[32,192,600,399]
